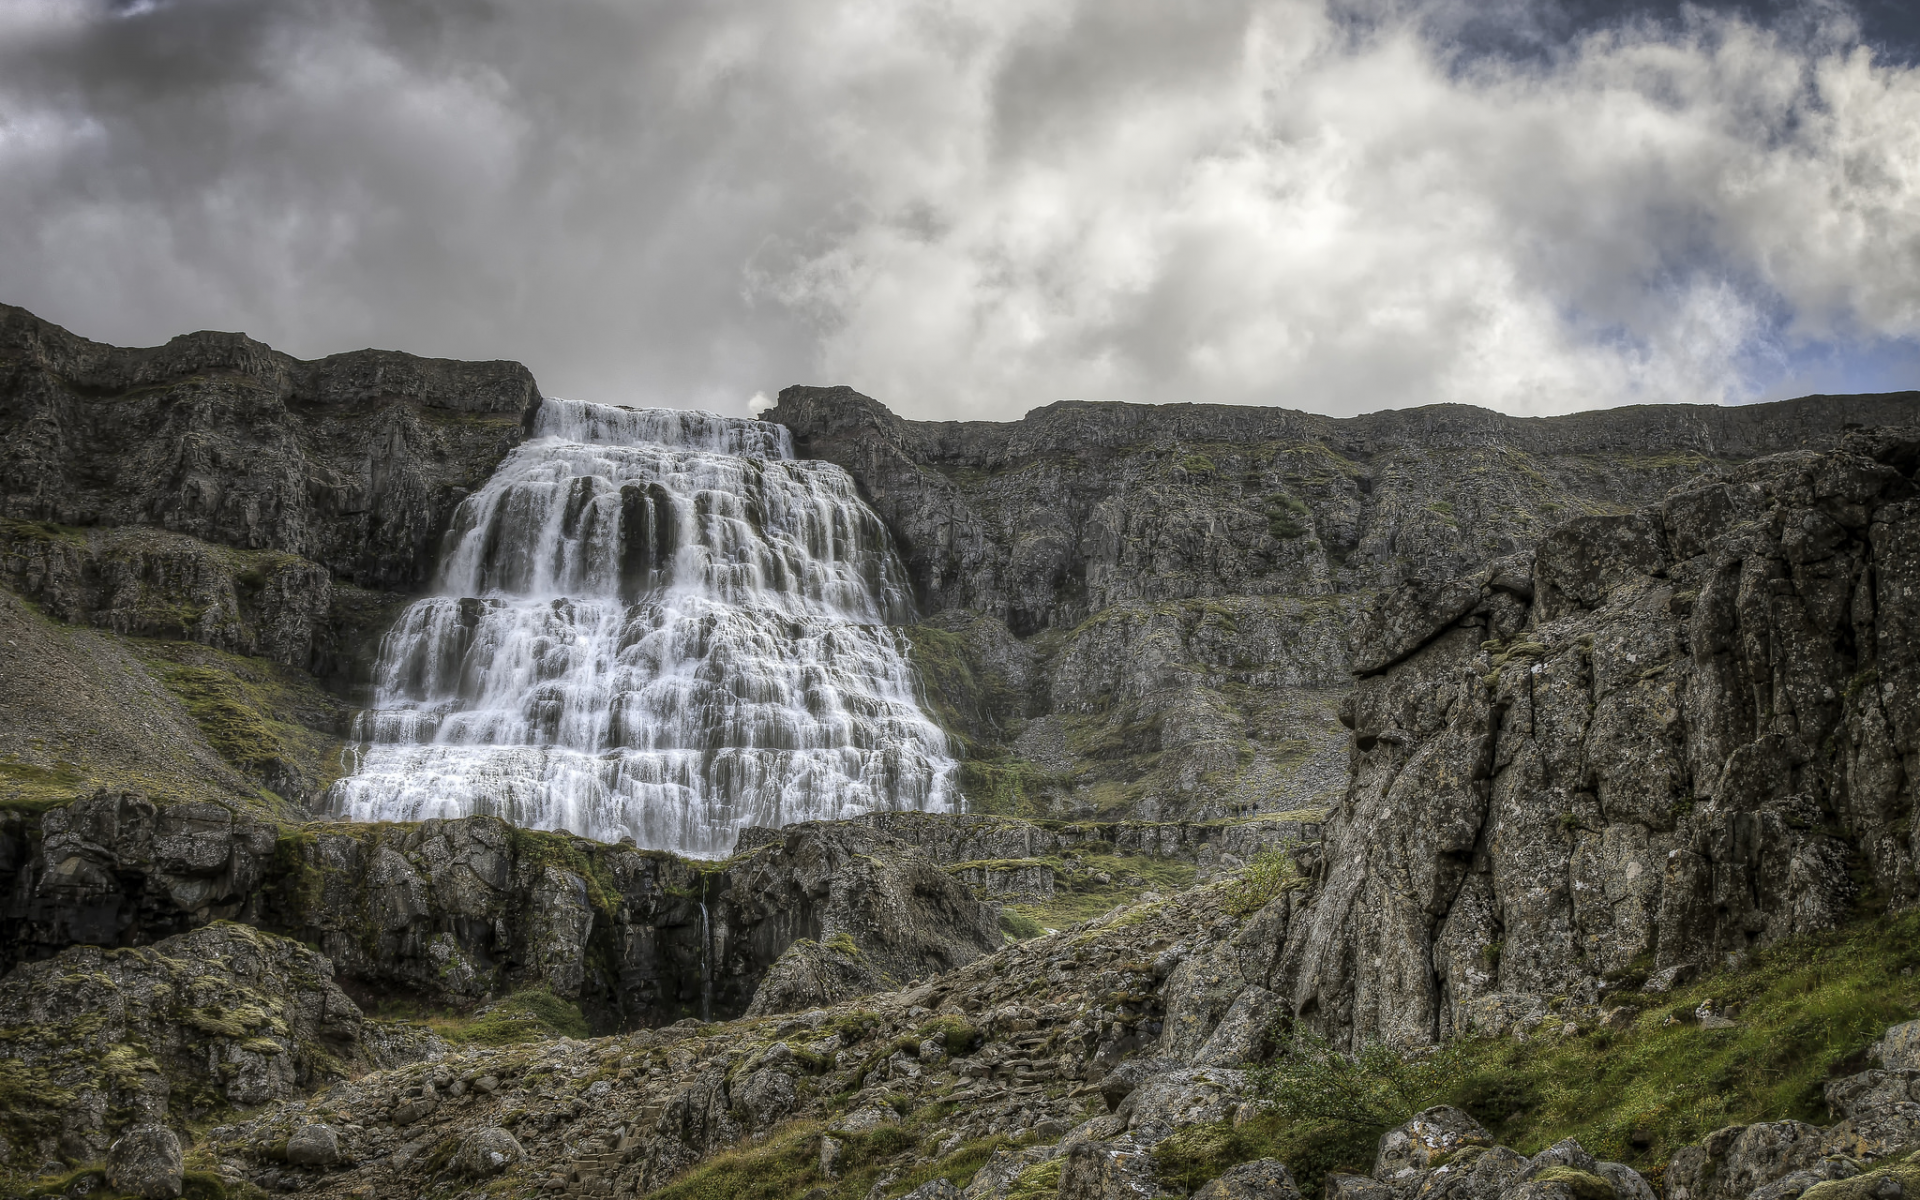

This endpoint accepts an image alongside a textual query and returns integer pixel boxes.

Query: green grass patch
[1221,847,1308,917]
[917,1015,983,1057]
[1154,1112,1378,1199]
[646,1115,1015,1200]
[1001,911,1046,941]
[0,757,90,813]
[1005,1156,1065,1200]
[366,986,590,1046]
[957,757,1061,819]
[1000,852,1197,929]
[1432,909,1920,1167]
[1265,493,1311,539]
[441,987,590,1046]
[138,640,349,807]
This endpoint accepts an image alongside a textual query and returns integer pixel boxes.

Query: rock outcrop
[1279,431,1920,1048]
[178,879,1277,1198]
[0,305,544,819]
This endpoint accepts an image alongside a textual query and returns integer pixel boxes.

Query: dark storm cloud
[1,0,1916,419]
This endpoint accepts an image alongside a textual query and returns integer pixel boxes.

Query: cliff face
[1277,429,1920,1049]
[766,385,1920,824]
[0,304,537,596]
[0,792,1000,1032]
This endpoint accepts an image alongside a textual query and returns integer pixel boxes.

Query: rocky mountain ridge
[768,385,1920,825]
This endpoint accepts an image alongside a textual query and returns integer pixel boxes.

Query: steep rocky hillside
[767,386,1920,824]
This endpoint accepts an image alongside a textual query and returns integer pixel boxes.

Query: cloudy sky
[2,0,1917,421]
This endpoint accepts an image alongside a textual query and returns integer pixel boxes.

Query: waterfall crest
[327,397,957,857]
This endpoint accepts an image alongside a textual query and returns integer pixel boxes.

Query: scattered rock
[820,1135,845,1180]
[1057,1140,1158,1200]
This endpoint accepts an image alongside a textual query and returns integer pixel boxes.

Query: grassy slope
[0,587,346,817]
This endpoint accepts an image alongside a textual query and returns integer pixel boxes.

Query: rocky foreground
[27,878,1920,1200]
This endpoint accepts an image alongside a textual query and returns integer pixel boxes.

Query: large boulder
[1058,1140,1160,1200]
[450,1127,524,1178]
[284,1123,342,1168]
[106,1124,183,1199]
[1123,1067,1249,1146]
[745,936,880,1017]
[1825,1071,1920,1160]
[1415,1145,1530,1200]
[1375,1107,1495,1188]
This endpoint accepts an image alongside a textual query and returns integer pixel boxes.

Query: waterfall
[326,397,958,857]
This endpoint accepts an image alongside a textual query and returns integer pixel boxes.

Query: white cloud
[0,0,1914,420]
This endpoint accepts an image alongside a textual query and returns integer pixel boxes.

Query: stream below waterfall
[326,398,956,857]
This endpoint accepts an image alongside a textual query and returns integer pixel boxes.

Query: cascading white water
[327,397,957,857]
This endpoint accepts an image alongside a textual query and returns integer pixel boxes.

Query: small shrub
[1265,494,1311,539]
[856,1124,915,1160]
[1221,847,1305,917]
[917,1014,983,1057]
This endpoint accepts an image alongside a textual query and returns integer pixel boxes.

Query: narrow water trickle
[699,880,713,1024]
[326,398,957,857]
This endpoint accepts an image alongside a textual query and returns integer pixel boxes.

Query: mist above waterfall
[327,398,956,857]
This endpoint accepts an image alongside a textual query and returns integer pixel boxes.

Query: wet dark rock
[0,804,998,1033]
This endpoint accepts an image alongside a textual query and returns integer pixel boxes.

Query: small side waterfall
[327,398,957,857]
